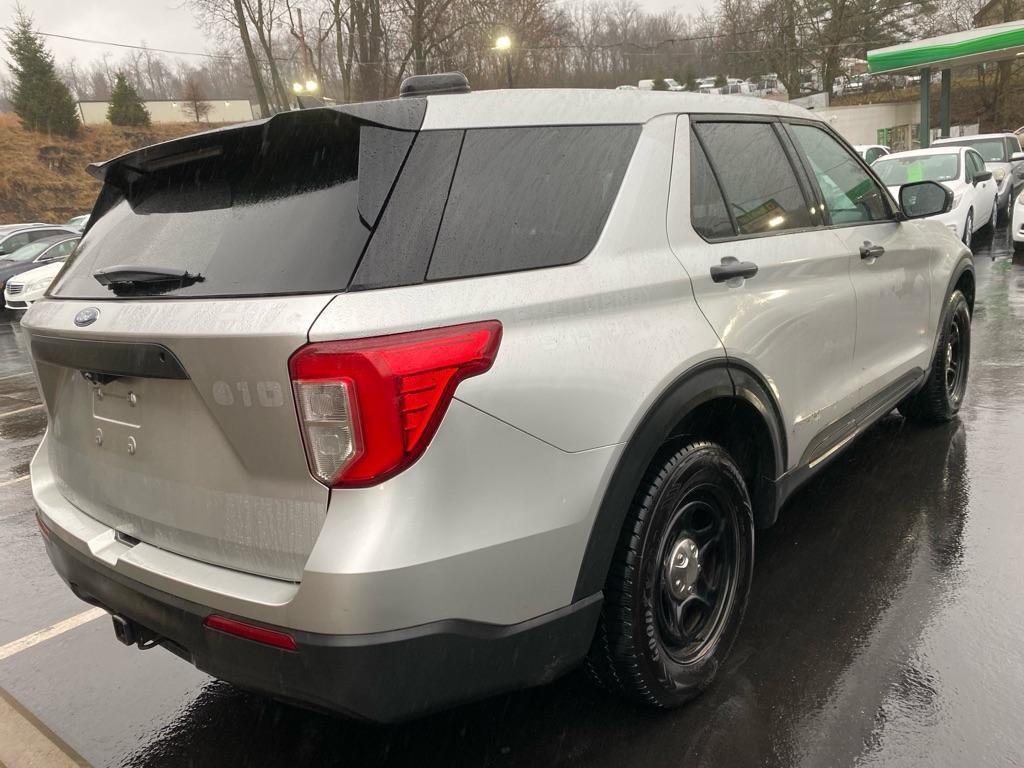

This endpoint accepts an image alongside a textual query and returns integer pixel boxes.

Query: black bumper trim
[43,531,602,723]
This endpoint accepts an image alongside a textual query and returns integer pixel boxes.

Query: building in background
[76,99,254,125]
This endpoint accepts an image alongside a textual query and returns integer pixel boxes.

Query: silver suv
[932,132,1024,220]
[26,77,974,723]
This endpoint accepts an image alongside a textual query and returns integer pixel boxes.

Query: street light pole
[494,35,514,89]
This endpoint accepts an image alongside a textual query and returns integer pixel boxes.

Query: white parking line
[0,608,107,663]
[0,404,43,418]
[0,474,29,488]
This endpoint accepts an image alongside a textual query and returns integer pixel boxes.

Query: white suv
[25,76,974,722]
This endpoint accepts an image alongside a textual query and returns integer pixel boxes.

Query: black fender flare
[927,255,975,366]
[571,358,786,602]
[947,254,975,311]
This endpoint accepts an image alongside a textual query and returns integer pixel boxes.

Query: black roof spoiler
[86,98,427,183]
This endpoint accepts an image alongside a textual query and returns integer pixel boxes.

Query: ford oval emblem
[74,307,99,327]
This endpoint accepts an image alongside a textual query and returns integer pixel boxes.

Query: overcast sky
[5,0,715,78]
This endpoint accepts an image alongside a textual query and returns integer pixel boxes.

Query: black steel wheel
[899,289,971,423]
[586,441,753,708]
[655,489,739,663]
[944,308,968,406]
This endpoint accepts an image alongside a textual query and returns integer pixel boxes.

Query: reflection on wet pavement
[0,227,1022,767]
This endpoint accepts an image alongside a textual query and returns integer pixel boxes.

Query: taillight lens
[289,320,502,487]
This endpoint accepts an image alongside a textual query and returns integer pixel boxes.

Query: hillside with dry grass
[0,113,220,224]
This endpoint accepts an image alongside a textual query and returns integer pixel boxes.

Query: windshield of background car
[873,154,960,186]
[939,138,1006,163]
[2,240,51,262]
[51,114,640,299]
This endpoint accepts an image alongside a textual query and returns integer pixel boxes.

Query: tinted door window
[694,122,813,235]
[689,131,734,239]
[865,147,884,164]
[788,124,890,224]
[427,125,639,281]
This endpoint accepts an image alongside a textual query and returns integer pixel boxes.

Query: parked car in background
[872,147,997,247]
[0,224,77,257]
[0,234,80,292]
[638,78,684,91]
[719,80,755,95]
[4,258,68,311]
[65,214,90,231]
[854,144,891,164]
[26,85,973,724]
[932,133,1024,221]
[1013,190,1024,253]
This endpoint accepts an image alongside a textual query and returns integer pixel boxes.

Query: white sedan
[4,259,65,310]
[1013,189,1024,253]
[872,146,998,248]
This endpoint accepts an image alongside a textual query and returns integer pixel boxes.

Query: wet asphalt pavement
[1,226,1024,767]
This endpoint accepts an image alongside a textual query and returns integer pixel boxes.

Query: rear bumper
[42,527,602,723]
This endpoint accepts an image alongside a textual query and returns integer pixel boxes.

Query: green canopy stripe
[868,25,1024,73]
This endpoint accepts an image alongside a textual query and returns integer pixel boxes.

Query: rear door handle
[860,241,885,259]
[710,257,759,283]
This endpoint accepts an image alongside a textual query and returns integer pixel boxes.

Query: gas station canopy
[868,20,1024,75]
[866,20,1024,147]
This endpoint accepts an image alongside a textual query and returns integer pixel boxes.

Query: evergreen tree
[106,72,150,126]
[4,5,79,137]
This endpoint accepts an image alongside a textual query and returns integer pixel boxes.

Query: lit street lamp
[292,79,321,109]
[493,35,514,89]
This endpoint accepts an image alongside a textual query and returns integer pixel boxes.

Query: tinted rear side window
[426,125,640,281]
[694,122,813,235]
[689,132,734,239]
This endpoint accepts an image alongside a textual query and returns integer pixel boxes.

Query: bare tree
[181,76,213,121]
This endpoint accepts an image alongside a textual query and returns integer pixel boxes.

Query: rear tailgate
[25,297,332,581]
[25,101,429,582]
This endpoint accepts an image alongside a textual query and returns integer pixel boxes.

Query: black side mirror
[899,180,953,219]
[974,170,993,184]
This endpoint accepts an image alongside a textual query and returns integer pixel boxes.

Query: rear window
[938,138,1006,163]
[873,154,960,186]
[52,114,639,300]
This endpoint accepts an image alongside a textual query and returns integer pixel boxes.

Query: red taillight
[289,320,502,488]
[36,513,51,540]
[203,615,297,651]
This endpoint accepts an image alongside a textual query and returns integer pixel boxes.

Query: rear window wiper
[93,265,204,295]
